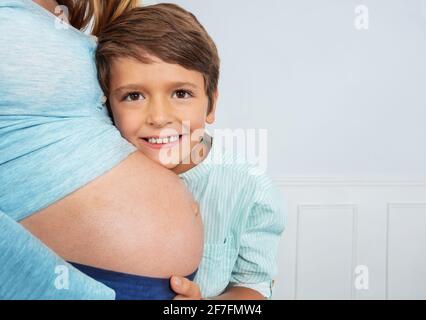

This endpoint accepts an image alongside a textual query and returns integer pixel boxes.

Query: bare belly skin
[20,151,204,278]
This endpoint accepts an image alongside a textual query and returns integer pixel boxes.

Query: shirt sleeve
[0,210,115,300]
[229,184,286,299]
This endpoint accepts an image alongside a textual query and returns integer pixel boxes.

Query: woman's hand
[171,276,202,300]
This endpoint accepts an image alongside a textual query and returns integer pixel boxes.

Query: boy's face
[108,55,217,171]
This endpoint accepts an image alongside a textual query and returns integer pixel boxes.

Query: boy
[96,3,285,299]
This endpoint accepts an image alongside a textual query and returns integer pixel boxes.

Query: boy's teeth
[147,136,179,144]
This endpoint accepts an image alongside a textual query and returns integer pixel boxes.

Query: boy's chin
[147,154,181,170]
[160,161,181,170]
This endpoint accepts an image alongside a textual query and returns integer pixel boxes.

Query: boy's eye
[172,90,193,99]
[123,92,145,102]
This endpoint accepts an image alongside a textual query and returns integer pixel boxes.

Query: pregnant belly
[20,152,204,278]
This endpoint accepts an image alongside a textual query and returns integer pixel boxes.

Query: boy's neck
[172,134,213,175]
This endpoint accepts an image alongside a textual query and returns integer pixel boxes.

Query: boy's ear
[206,90,219,124]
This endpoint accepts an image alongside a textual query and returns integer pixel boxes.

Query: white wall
[274,179,426,300]
[170,0,426,178]
[164,0,426,299]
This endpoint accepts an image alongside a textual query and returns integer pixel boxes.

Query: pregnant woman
[0,0,203,299]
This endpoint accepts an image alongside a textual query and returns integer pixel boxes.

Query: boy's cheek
[113,113,142,139]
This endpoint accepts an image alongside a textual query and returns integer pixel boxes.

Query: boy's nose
[145,102,173,128]
[146,115,172,128]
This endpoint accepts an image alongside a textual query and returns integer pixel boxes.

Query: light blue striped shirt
[179,140,286,298]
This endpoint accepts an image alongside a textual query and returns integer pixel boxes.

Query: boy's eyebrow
[168,81,199,89]
[111,84,145,95]
[111,82,199,95]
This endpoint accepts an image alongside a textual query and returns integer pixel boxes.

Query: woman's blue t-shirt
[0,0,136,299]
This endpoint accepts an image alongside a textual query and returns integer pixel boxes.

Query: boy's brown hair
[96,3,220,113]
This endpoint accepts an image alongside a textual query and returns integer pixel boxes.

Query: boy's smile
[108,55,217,173]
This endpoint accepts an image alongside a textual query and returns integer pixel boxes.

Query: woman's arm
[0,210,115,300]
